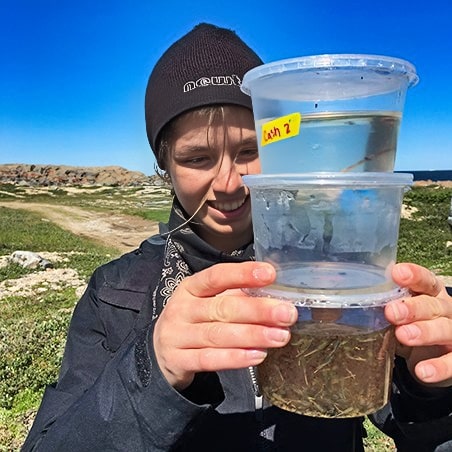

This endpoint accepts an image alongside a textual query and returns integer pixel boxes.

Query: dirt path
[0,201,159,253]
[1,201,451,287]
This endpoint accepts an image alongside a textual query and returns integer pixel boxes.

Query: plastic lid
[241,54,419,100]
[243,172,413,188]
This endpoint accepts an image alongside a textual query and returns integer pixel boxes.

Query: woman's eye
[236,148,259,161]
[185,156,208,165]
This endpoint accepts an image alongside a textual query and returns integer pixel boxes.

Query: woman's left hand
[385,263,452,387]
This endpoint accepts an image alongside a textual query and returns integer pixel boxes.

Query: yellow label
[261,112,301,147]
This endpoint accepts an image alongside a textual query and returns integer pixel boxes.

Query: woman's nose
[211,159,243,193]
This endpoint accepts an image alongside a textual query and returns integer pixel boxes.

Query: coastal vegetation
[0,183,451,450]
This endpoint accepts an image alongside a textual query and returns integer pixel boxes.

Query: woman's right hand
[153,261,298,390]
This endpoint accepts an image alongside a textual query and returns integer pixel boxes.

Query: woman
[23,23,452,451]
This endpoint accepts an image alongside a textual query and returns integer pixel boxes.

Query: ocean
[396,170,452,181]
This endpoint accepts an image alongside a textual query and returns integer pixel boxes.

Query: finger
[414,352,452,386]
[181,262,276,298]
[392,263,445,297]
[395,317,452,347]
[386,296,452,325]
[171,347,269,374]
[394,317,452,346]
[186,294,297,327]
[173,322,291,349]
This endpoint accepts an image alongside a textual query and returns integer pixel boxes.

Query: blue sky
[1,0,451,175]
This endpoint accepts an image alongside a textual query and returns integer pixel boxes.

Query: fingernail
[394,265,413,281]
[402,324,421,340]
[252,265,274,282]
[247,349,267,362]
[418,363,436,380]
[390,301,409,322]
[267,328,290,343]
[430,271,438,290]
[274,304,297,324]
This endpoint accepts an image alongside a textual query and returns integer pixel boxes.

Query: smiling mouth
[209,196,247,212]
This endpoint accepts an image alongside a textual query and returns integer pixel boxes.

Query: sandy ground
[0,201,159,254]
[0,201,160,300]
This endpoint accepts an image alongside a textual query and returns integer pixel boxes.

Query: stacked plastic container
[241,55,418,418]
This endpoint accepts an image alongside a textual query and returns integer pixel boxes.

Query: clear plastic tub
[244,172,413,417]
[241,54,418,173]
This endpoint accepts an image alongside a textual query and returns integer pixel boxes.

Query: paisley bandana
[150,199,255,320]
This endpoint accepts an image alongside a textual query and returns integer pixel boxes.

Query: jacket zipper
[250,366,273,451]
[249,366,263,411]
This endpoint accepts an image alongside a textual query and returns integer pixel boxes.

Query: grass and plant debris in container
[259,320,395,418]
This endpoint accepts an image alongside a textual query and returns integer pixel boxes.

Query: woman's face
[166,105,261,252]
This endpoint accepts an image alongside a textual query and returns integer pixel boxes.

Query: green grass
[397,185,452,274]
[0,207,118,281]
[0,206,112,255]
[0,183,451,450]
[0,290,75,410]
[0,183,172,223]
[0,201,122,450]
[363,418,396,450]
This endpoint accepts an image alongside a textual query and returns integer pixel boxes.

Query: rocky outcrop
[0,164,163,186]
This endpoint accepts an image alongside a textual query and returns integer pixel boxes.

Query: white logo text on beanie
[183,74,241,93]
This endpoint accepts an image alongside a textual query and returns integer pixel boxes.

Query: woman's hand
[153,261,298,390]
[386,263,452,387]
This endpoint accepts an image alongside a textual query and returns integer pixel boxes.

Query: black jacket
[22,230,452,451]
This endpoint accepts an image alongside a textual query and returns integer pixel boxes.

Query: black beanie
[145,23,263,155]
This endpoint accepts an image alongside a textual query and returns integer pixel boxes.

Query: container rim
[241,53,419,94]
[244,286,409,307]
[243,172,414,187]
